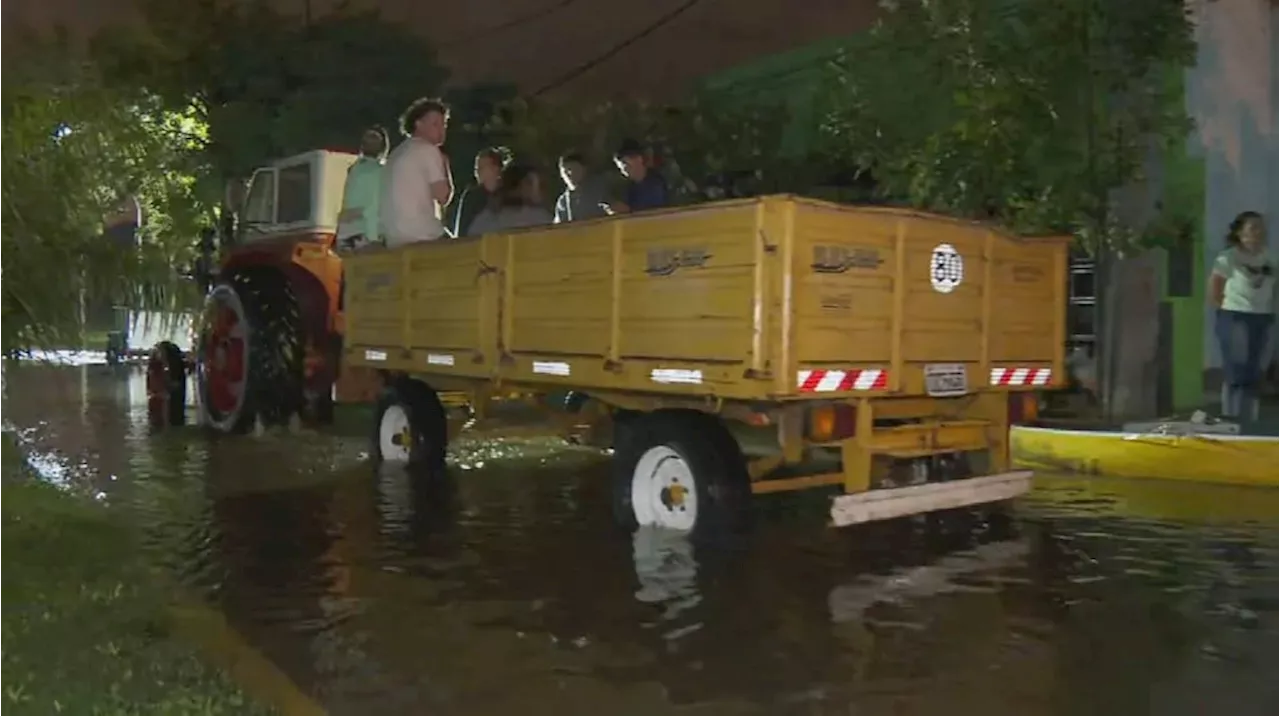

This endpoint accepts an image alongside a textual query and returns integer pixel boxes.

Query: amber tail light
[807,404,857,443]
[1007,392,1040,425]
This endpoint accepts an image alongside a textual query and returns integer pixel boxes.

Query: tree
[488,91,810,204]
[94,0,450,184]
[817,0,1195,250]
[817,0,1195,419]
[2,35,210,352]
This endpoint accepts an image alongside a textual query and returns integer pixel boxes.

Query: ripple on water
[4,365,1277,715]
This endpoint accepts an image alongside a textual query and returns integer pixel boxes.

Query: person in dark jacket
[604,139,668,215]
[553,151,607,223]
[449,146,509,237]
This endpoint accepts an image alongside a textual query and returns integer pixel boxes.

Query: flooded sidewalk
[3,360,1277,715]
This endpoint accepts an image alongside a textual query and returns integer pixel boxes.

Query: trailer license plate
[924,364,968,397]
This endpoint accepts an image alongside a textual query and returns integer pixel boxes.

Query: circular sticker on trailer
[929,243,964,293]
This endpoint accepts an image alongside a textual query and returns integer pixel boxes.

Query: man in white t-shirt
[380,97,454,247]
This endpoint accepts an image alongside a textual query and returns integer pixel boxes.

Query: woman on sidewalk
[1209,211,1276,420]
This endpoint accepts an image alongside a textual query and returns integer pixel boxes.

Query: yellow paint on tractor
[344,195,1071,523]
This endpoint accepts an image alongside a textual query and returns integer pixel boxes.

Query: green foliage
[441,82,521,171]
[818,0,1195,250]
[488,90,811,203]
[0,441,271,715]
[96,0,450,182]
[1,36,211,352]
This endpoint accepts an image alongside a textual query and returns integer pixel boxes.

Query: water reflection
[632,526,703,639]
[8,348,108,366]
[3,361,1276,715]
[827,538,1030,625]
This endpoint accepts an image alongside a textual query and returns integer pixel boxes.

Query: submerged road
[4,359,1277,715]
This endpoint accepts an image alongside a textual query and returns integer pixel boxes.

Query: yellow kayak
[1022,471,1278,525]
[1011,425,1278,488]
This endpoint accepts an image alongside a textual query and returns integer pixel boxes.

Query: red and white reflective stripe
[989,367,1052,386]
[797,369,888,392]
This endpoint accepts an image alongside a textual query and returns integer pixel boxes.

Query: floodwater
[4,360,1278,715]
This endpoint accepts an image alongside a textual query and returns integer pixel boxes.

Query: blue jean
[1214,309,1274,417]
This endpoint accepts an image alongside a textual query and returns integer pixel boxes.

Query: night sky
[2,0,877,97]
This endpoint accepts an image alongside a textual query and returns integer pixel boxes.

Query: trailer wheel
[146,341,187,428]
[197,270,304,433]
[372,379,447,468]
[612,412,752,535]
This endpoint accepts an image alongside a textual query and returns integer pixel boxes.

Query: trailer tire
[146,341,187,428]
[197,269,304,433]
[372,379,447,469]
[612,412,752,536]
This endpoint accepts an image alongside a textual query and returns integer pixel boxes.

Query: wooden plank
[829,470,1032,527]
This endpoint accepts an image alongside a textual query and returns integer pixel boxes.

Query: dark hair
[614,139,645,162]
[489,163,539,211]
[477,146,512,168]
[399,97,450,137]
[559,151,586,167]
[362,125,389,159]
[1227,211,1264,247]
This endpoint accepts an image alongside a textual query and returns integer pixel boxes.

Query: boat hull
[1010,425,1277,488]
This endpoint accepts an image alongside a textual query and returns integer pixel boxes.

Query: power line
[440,0,583,50]
[530,0,707,97]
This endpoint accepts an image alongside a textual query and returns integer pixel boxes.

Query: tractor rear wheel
[196,269,305,433]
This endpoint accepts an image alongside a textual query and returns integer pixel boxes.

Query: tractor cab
[237,149,357,245]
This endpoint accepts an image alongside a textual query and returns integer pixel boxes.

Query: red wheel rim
[201,293,248,419]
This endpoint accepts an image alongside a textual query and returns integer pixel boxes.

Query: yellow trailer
[344,195,1070,532]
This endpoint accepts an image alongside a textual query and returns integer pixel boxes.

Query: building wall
[1185,0,1279,370]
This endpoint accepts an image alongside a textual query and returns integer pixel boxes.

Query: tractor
[145,149,378,431]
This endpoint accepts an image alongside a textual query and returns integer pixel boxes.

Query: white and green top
[1213,246,1276,314]
[337,156,384,247]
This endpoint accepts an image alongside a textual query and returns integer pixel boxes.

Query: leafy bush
[817,0,1195,251]
[2,36,209,352]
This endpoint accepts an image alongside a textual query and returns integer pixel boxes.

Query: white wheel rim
[378,404,412,463]
[631,445,699,531]
[197,285,251,432]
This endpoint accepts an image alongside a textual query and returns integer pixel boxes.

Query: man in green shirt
[336,126,389,252]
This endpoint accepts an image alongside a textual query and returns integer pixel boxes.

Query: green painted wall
[1161,150,1207,410]
[1159,63,1206,410]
